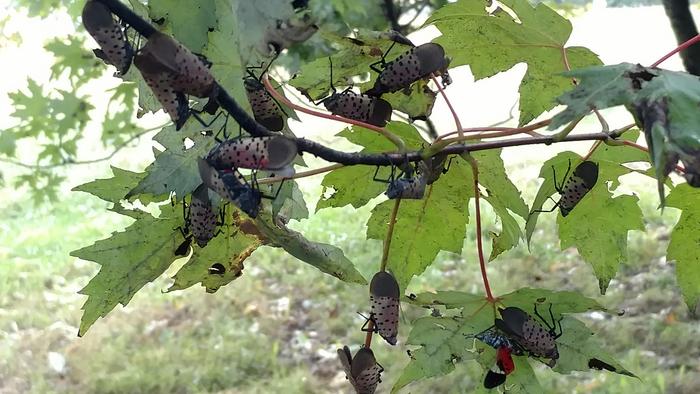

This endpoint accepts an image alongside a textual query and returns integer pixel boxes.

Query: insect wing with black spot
[369,271,400,345]
[206,136,297,171]
[82,1,133,76]
[337,346,382,394]
[559,160,599,217]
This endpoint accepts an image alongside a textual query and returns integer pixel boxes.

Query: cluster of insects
[82,2,607,392]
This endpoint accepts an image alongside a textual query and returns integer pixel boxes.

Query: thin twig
[256,163,344,185]
[464,155,493,301]
[652,33,700,67]
[432,76,462,138]
[380,198,402,272]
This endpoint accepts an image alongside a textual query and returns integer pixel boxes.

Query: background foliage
[2,0,700,393]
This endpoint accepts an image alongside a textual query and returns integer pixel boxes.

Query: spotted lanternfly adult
[366,42,451,96]
[367,271,400,345]
[311,58,392,127]
[495,304,562,367]
[484,346,516,389]
[134,53,190,129]
[198,158,262,218]
[337,346,383,394]
[139,31,215,98]
[134,32,217,130]
[532,160,599,218]
[206,135,297,171]
[319,88,393,127]
[244,67,287,132]
[188,184,222,247]
[82,1,133,76]
[386,175,426,200]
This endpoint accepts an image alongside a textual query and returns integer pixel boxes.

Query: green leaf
[71,206,184,336]
[168,223,263,293]
[407,290,486,309]
[499,288,606,313]
[484,193,523,261]
[254,212,367,284]
[666,184,700,313]
[148,0,218,53]
[271,180,309,221]
[476,149,529,219]
[45,36,102,86]
[427,0,601,125]
[72,166,158,204]
[549,63,642,129]
[127,131,216,198]
[634,69,700,202]
[366,158,472,290]
[317,122,427,210]
[392,306,492,393]
[555,317,636,377]
[557,185,644,294]
[474,149,528,260]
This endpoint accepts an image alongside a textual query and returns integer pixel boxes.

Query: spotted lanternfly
[206,136,297,171]
[318,87,393,127]
[366,42,451,96]
[188,184,222,247]
[134,53,190,129]
[495,304,562,367]
[244,69,287,132]
[368,271,400,345]
[484,346,516,389]
[337,346,383,394]
[82,1,133,76]
[532,160,599,217]
[134,32,217,130]
[198,158,262,218]
[139,31,215,98]
[386,174,427,200]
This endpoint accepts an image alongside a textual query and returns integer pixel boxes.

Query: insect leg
[369,41,397,73]
[442,155,454,174]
